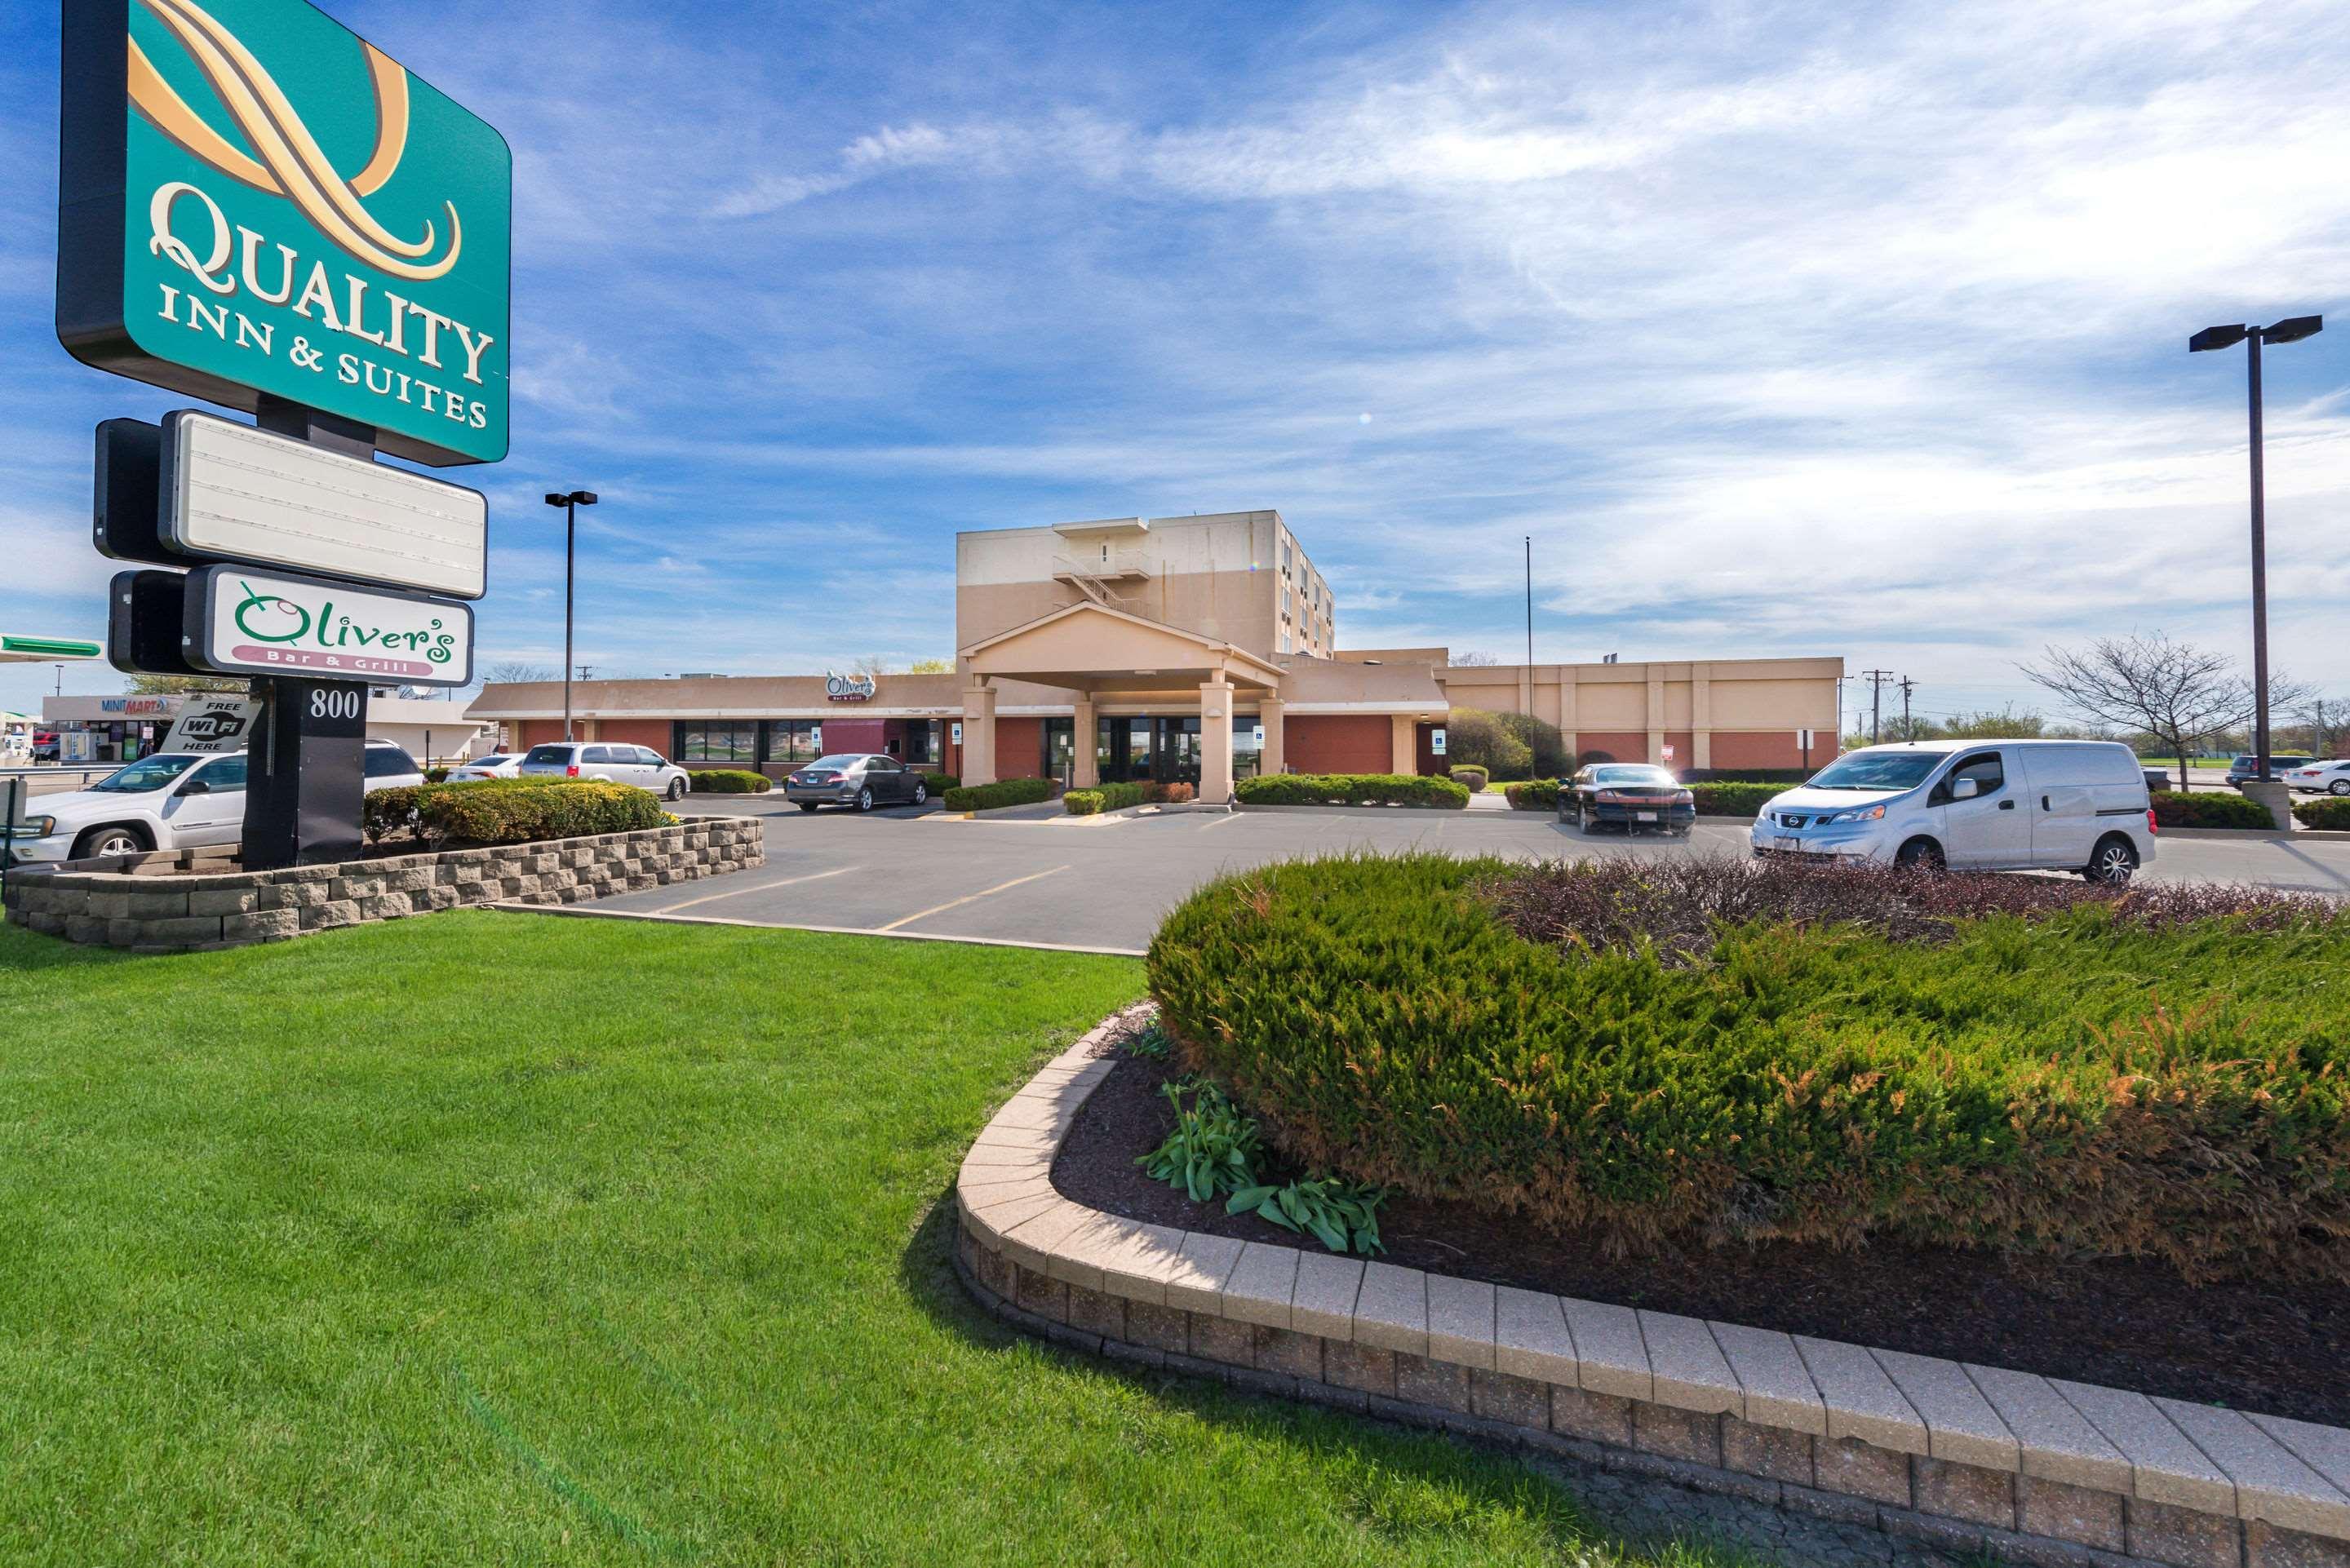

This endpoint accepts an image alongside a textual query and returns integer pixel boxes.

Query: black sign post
[244,678,370,869]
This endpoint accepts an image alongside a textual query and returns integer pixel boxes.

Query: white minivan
[1750,740,2157,883]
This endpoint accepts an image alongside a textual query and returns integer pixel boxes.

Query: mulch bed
[1051,1048,2350,1428]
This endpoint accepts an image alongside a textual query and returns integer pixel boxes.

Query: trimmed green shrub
[2295,796,2350,831]
[923,773,960,793]
[1066,782,1150,815]
[1687,781,1782,816]
[363,777,668,845]
[687,768,771,794]
[1442,709,1532,780]
[1147,852,2350,1282]
[423,766,451,783]
[942,777,1053,812]
[1504,779,1559,811]
[1235,773,1470,808]
[1448,765,1488,793]
[2153,790,2274,829]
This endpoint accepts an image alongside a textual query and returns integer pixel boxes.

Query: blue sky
[5,0,2348,731]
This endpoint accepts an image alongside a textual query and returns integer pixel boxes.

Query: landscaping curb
[956,1009,2350,1568]
[2,815,765,954]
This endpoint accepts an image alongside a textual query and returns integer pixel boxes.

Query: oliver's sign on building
[58,0,511,466]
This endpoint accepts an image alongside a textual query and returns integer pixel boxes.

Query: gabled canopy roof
[960,601,1287,692]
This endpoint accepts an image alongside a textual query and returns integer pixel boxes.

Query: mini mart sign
[186,563,473,685]
[58,0,512,466]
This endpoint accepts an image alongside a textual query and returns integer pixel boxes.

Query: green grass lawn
[0,913,1696,1566]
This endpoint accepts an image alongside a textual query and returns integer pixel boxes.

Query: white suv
[4,740,423,866]
[514,741,690,800]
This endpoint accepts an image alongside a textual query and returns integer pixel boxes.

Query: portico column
[1072,695,1097,788]
[1692,666,1714,771]
[1199,680,1234,804]
[1258,694,1284,777]
[962,681,998,786]
[1390,714,1417,775]
[1646,669,1666,766]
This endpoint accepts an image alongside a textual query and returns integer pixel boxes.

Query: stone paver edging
[955,1008,2350,1568]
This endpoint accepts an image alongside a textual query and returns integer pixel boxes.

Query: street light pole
[543,489,599,742]
[1523,535,1533,667]
[2191,315,2319,785]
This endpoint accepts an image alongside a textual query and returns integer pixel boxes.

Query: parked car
[444,752,525,781]
[2284,758,2350,796]
[30,729,60,762]
[1559,763,1694,835]
[783,753,932,813]
[1752,740,2155,883]
[5,741,418,866]
[2227,754,2313,785]
[514,741,690,800]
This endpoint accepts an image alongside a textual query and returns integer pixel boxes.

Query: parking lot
[566,795,2350,955]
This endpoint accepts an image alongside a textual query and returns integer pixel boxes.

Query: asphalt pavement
[562,793,2350,955]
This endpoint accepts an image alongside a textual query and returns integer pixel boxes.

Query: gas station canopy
[0,635,102,663]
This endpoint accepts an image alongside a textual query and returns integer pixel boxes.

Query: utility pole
[1899,676,1916,741]
[575,664,594,681]
[1863,669,1895,745]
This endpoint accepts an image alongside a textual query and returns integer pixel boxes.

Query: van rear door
[2024,744,2145,869]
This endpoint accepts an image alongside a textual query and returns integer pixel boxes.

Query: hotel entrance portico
[959,602,1285,803]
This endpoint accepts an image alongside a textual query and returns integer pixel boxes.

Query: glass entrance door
[1093,716,1199,782]
[1151,717,1201,784]
[1040,718,1075,786]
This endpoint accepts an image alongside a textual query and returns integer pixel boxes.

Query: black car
[783,753,932,813]
[1560,763,1695,835]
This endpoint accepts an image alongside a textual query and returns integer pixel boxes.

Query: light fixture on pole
[1523,535,1534,667]
[2189,315,2321,783]
[541,489,598,741]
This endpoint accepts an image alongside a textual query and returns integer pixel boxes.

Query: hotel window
[762,720,823,764]
[1280,631,1292,654]
[674,721,758,764]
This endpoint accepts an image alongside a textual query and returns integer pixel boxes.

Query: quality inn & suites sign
[58,0,512,466]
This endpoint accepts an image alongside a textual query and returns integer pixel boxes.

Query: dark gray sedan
[783,754,931,813]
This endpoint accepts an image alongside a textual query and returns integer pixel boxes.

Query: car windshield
[1805,750,1953,791]
[1593,766,1676,786]
[91,755,199,793]
[805,755,863,771]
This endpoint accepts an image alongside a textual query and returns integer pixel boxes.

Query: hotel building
[465,511,1842,800]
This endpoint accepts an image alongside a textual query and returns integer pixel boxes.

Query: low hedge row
[1448,765,1488,793]
[942,777,1053,812]
[1235,773,1470,808]
[1146,852,2350,1283]
[1687,781,1781,816]
[687,768,770,794]
[1066,782,1152,815]
[2152,790,2275,829]
[1504,780,1557,810]
[2296,796,2350,830]
[363,777,669,845]
[925,773,960,793]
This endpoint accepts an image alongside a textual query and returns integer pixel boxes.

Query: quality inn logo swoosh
[126,0,460,281]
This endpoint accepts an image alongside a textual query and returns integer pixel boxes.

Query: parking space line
[1196,812,1238,831]
[649,864,861,915]
[877,865,1069,931]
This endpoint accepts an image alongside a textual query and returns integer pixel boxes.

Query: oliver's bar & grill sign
[58,0,512,467]
[185,564,475,685]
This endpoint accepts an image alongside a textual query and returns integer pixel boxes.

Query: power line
[1862,669,1896,745]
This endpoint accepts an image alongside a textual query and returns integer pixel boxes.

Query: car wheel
[73,825,149,861]
[911,781,927,806]
[2332,780,2350,797]
[856,786,874,813]
[797,802,820,813]
[1894,837,1944,873]
[2084,834,2140,885]
[667,777,686,801]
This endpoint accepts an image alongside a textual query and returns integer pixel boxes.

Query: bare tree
[1449,649,1501,667]
[483,662,556,684]
[2019,633,2309,793]
[852,655,890,680]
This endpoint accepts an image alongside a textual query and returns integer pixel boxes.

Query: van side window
[1940,751,2005,801]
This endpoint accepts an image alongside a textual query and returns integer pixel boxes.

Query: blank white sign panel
[165,412,487,599]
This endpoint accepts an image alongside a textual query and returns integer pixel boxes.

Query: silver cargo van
[1750,740,2156,882]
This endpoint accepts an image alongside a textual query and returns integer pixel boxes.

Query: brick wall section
[1573,731,1648,764]
[1710,730,1819,771]
[2,817,764,955]
[992,717,1045,779]
[1286,715,1393,773]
